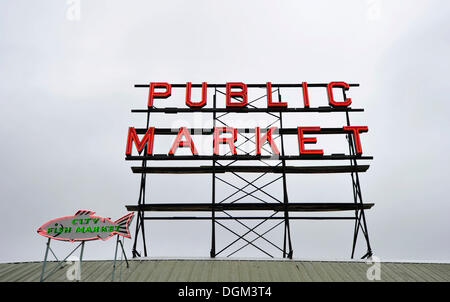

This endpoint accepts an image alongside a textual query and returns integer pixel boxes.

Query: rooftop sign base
[37,211,134,282]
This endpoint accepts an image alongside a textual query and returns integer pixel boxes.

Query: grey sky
[0,0,449,262]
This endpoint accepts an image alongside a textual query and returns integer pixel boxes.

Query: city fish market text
[37,210,134,242]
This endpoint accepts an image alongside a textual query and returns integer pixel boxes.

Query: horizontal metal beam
[134,83,360,88]
[131,165,370,174]
[126,203,374,212]
[141,216,357,220]
[126,155,373,161]
[135,127,359,135]
[131,107,364,113]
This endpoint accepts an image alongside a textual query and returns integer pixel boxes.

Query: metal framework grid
[126,83,374,260]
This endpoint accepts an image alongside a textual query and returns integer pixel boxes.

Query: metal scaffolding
[126,83,374,259]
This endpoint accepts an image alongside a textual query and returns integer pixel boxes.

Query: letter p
[148,82,171,107]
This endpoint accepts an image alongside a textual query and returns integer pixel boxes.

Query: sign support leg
[112,235,130,281]
[78,241,85,281]
[344,88,373,259]
[279,107,293,259]
[118,237,129,268]
[210,88,217,258]
[40,238,51,282]
[40,240,83,282]
[112,235,119,281]
[132,110,151,258]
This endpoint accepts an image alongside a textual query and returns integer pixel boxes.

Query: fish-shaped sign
[37,210,134,242]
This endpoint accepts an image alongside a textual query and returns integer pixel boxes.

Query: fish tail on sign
[114,212,134,238]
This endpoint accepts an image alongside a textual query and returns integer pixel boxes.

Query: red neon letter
[186,82,207,108]
[343,126,368,155]
[126,127,155,155]
[297,127,323,155]
[148,82,171,107]
[256,127,280,155]
[169,127,198,155]
[226,82,248,107]
[302,82,310,108]
[266,82,287,107]
[213,127,237,155]
[327,82,352,107]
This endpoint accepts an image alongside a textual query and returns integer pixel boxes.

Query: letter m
[126,127,155,155]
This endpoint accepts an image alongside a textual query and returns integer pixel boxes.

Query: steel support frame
[40,238,85,282]
[207,87,292,259]
[112,235,129,281]
[131,109,151,258]
[343,90,373,259]
[129,83,374,260]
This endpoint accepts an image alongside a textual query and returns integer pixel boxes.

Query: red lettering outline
[214,127,237,155]
[327,81,352,107]
[226,82,248,107]
[297,126,323,155]
[186,82,207,108]
[148,82,171,107]
[169,127,198,155]
[126,127,155,155]
[256,127,280,155]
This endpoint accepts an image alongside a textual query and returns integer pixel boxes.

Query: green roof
[0,259,449,282]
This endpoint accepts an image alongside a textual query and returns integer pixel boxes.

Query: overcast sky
[0,0,449,263]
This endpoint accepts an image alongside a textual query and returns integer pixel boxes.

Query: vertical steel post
[132,109,150,258]
[78,241,85,282]
[40,238,51,282]
[343,88,373,259]
[210,89,217,258]
[112,235,120,281]
[278,89,293,259]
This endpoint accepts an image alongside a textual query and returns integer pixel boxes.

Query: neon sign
[125,82,369,157]
[37,210,134,242]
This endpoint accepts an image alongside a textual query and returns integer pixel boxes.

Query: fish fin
[74,210,95,216]
[114,212,134,238]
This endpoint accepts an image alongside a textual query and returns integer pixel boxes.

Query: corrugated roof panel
[0,260,449,282]
[377,263,402,282]
[299,261,322,281]
[417,263,450,281]
[187,259,204,282]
